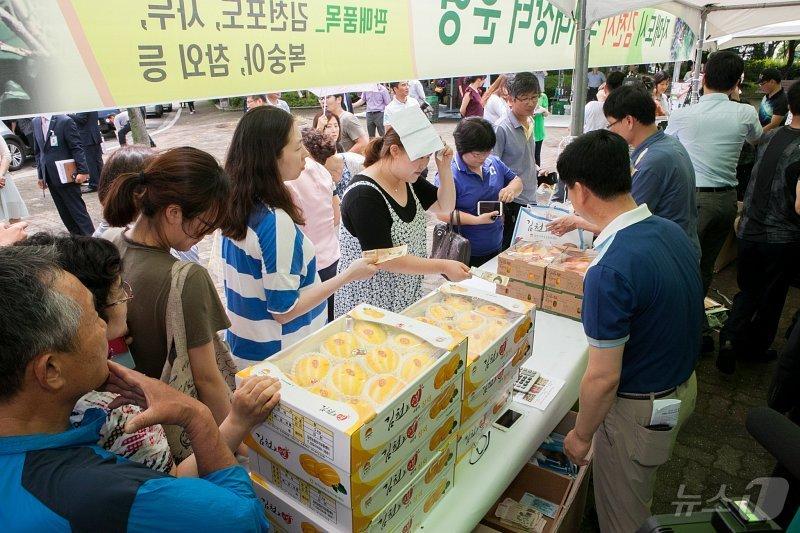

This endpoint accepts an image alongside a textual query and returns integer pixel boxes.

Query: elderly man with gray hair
[0,245,270,531]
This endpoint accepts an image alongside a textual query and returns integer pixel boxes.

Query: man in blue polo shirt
[0,246,270,532]
[548,85,701,259]
[436,117,523,266]
[559,131,703,533]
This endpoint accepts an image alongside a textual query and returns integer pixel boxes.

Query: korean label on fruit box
[268,404,336,461]
[270,461,339,523]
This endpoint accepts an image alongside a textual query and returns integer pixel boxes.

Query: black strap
[449,210,463,235]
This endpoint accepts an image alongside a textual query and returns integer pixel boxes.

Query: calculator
[513,368,539,394]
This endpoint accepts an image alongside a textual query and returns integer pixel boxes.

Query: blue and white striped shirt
[222,205,327,363]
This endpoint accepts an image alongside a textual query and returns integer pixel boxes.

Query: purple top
[360,85,391,113]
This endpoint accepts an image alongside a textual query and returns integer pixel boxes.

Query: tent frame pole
[569,0,589,136]
[690,8,708,105]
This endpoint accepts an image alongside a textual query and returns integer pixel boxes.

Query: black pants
[318,260,339,323]
[117,123,156,147]
[502,201,524,251]
[534,140,543,167]
[721,239,800,357]
[469,251,499,268]
[587,87,599,101]
[48,180,95,235]
[186,101,195,112]
[84,143,103,189]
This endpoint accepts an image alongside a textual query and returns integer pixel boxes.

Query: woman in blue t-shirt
[221,107,376,368]
[437,117,523,266]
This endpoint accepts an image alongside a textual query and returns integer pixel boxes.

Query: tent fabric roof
[549,0,800,40]
[709,20,800,49]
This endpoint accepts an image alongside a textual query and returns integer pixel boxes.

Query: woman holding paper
[221,106,377,368]
[334,107,471,317]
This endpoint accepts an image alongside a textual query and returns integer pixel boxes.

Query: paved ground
[9,101,797,529]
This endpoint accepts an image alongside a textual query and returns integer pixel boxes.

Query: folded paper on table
[389,106,443,160]
[55,159,76,184]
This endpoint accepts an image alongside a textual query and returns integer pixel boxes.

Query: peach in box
[497,241,570,286]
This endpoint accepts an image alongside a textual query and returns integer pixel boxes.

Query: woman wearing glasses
[101,147,234,429]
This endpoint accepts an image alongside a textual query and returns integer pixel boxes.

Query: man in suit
[32,115,94,235]
[68,111,103,192]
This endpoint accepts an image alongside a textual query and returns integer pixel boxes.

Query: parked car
[1,121,32,171]
[145,104,164,118]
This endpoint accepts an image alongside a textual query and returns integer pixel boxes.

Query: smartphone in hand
[477,201,503,220]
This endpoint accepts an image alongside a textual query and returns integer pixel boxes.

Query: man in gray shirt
[493,72,540,249]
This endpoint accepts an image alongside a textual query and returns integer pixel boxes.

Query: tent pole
[691,9,708,105]
[569,0,589,136]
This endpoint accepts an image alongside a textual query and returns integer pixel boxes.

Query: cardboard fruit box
[237,305,468,500]
[496,278,544,307]
[252,437,457,533]
[497,242,572,286]
[460,340,529,424]
[541,289,583,321]
[402,283,535,396]
[246,390,461,510]
[456,381,515,466]
[543,249,596,297]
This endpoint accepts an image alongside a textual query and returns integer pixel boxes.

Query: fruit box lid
[438,283,533,315]
[236,304,463,436]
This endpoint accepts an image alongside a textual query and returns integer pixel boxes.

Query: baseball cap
[758,68,782,84]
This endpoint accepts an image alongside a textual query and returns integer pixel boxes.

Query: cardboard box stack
[496,242,572,307]
[401,283,535,468]
[541,249,595,321]
[239,304,468,533]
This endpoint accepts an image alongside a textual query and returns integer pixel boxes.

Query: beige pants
[593,372,697,533]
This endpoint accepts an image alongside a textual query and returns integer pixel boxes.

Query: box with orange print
[251,436,457,533]
[236,303,468,478]
[497,242,573,286]
[245,387,460,512]
[543,248,597,297]
[401,283,535,397]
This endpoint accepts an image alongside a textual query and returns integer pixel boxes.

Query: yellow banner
[0,0,693,118]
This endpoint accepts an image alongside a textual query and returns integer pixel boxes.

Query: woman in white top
[652,71,671,117]
[0,136,29,223]
[483,75,511,125]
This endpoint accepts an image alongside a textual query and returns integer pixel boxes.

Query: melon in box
[237,304,467,479]
[402,283,534,395]
[246,390,460,510]
[251,437,456,533]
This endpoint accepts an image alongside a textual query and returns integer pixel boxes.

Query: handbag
[160,261,237,463]
[431,210,471,269]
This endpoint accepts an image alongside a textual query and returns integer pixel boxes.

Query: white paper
[514,374,565,411]
[388,106,443,160]
[54,159,76,184]
[650,399,681,428]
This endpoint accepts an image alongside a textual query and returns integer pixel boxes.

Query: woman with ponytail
[221,106,377,368]
[101,146,234,427]
[335,126,471,317]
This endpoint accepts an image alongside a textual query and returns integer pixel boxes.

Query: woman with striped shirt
[221,107,377,369]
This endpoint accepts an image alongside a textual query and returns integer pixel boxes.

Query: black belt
[696,186,735,192]
[617,387,677,400]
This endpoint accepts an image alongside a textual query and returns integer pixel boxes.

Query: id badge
[50,135,58,147]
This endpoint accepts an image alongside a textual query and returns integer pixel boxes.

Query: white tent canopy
[548,0,800,134]
[708,20,800,50]
[549,0,800,39]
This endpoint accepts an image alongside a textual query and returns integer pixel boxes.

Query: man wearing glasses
[492,72,540,249]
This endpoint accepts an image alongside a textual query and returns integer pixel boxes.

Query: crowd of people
[1,50,799,531]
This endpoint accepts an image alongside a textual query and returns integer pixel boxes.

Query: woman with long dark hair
[222,106,376,367]
[102,147,233,427]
